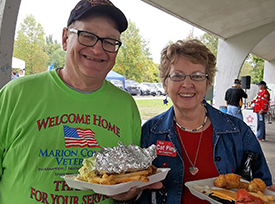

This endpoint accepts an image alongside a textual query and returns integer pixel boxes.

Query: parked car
[125,80,141,95]
[140,82,157,96]
[138,83,151,96]
[109,80,124,90]
[154,83,166,95]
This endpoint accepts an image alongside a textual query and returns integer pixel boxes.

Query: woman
[249,81,270,141]
[138,40,273,204]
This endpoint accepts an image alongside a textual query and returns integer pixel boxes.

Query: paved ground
[260,118,275,184]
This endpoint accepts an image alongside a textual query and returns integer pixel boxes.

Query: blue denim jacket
[138,103,272,204]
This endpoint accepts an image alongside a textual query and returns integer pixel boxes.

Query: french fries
[249,191,275,204]
[88,165,157,185]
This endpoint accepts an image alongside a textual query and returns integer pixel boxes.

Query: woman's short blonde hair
[159,39,217,87]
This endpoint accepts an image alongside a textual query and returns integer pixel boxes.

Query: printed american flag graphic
[63,125,101,148]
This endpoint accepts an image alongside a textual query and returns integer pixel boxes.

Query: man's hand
[111,181,163,201]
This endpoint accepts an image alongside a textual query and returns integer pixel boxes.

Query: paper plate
[185,177,275,204]
[62,168,170,196]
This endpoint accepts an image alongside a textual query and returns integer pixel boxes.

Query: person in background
[249,81,270,141]
[225,78,248,120]
[11,70,19,80]
[138,39,274,204]
[18,69,24,77]
[0,0,160,203]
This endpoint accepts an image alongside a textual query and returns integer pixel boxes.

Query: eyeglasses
[167,72,208,82]
[69,28,122,53]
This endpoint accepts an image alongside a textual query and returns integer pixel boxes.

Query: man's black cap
[234,79,241,84]
[67,0,128,33]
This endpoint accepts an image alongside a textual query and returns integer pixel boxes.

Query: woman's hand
[267,184,275,192]
[110,181,163,201]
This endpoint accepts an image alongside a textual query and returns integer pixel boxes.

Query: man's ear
[62,28,69,51]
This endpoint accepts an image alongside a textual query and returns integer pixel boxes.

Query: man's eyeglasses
[167,72,208,82]
[69,28,122,53]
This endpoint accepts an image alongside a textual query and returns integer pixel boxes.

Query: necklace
[174,110,207,132]
[176,126,203,175]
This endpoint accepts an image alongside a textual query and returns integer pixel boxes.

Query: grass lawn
[135,99,212,120]
[135,99,173,120]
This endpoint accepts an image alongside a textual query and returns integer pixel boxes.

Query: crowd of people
[10,69,24,80]
[0,0,274,203]
[224,78,271,142]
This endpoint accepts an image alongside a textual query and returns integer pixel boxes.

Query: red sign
[156,140,177,157]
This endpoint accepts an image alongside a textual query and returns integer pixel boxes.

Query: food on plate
[238,181,249,190]
[214,173,267,193]
[186,176,273,204]
[249,191,275,204]
[209,189,237,204]
[76,142,158,185]
[207,188,275,204]
[193,185,211,196]
[210,189,237,201]
[214,173,241,189]
[89,165,157,185]
[76,156,96,182]
[248,178,266,193]
[208,194,235,204]
[236,189,264,204]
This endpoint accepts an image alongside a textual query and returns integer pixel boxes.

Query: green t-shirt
[0,70,141,204]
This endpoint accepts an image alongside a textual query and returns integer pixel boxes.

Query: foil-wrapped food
[96,141,157,174]
[76,142,158,185]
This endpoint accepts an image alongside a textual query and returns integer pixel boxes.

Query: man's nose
[89,40,105,53]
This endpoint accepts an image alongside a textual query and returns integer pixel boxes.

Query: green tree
[45,35,66,68]
[250,55,264,84]
[199,33,218,58]
[113,20,158,82]
[141,60,160,82]
[49,49,66,69]
[240,54,264,84]
[240,61,253,76]
[13,14,48,74]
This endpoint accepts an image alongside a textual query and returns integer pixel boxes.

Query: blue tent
[106,70,125,90]
[48,63,53,70]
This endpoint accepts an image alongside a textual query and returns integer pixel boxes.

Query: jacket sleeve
[260,90,270,112]
[138,122,153,204]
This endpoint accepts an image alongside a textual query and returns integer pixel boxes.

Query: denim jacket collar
[149,103,240,135]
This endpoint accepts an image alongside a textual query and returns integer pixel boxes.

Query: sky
[16,0,205,64]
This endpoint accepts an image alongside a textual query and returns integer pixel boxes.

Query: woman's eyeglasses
[167,72,208,82]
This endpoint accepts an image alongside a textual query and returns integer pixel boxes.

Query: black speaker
[241,76,251,89]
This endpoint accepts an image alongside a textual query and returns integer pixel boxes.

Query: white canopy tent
[12,57,25,69]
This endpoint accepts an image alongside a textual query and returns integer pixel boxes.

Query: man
[249,81,270,141]
[11,70,19,80]
[0,1,160,203]
[225,78,248,120]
